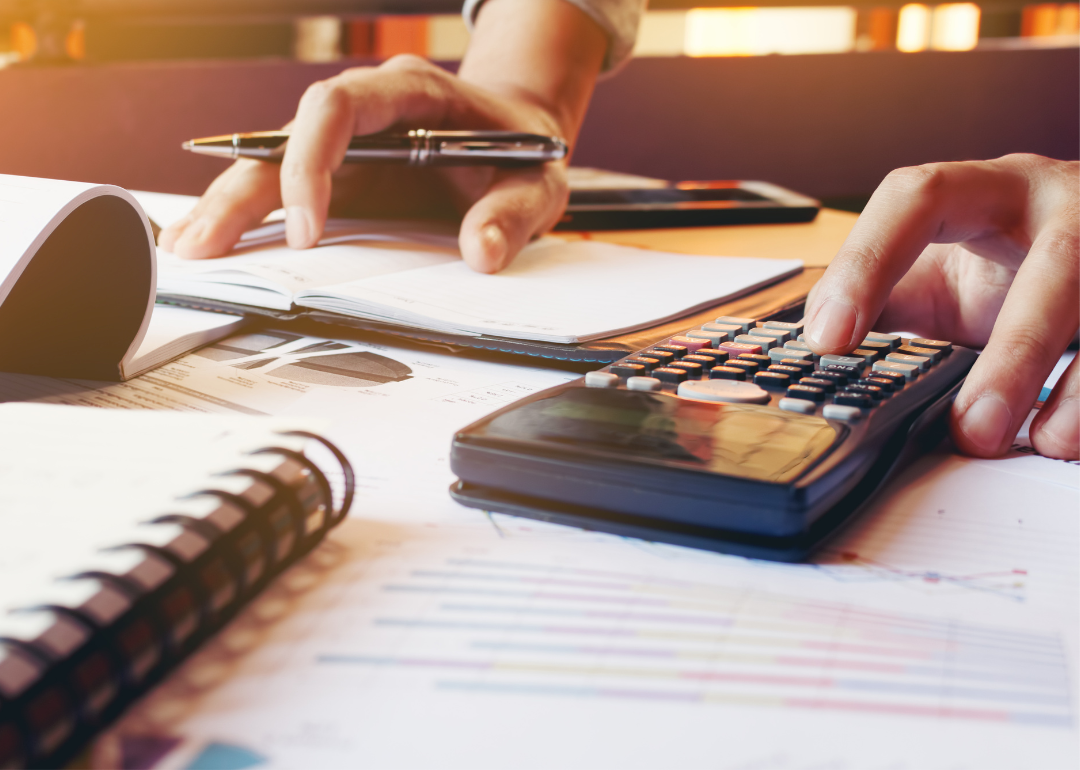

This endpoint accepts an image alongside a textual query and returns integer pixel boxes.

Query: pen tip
[181,140,193,151]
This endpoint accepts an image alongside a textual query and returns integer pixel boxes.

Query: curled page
[0,175,156,380]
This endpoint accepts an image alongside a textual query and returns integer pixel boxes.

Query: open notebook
[157,220,803,346]
[0,404,353,769]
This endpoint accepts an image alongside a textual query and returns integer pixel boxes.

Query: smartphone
[554,180,820,231]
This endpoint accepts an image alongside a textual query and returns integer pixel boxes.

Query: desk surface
[557,208,859,267]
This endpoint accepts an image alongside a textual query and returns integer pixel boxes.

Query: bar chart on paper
[318,553,1072,729]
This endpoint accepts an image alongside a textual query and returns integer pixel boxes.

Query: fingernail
[286,206,313,249]
[805,298,857,351]
[959,395,1012,452]
[1040,397,1079,455]
[480,224,507,272]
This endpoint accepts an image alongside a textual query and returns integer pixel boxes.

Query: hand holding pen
[159,0,608,273]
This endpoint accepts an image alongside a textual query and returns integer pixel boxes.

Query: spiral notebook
[0,404,354,769]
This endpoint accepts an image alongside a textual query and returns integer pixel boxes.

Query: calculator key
[863,377,897,393]
[709,366,746,381]
[754,371,790,390]
[779,397,816,414]
[886,351,931,372]
[778,358,815,374]
[668,336,709,353]
[668,361,705,378]
[626,376,662,392]
[678,379,770,404]
[610,363,649,378]
[852,348,882,363]
[844,383,884,401]
[644,350,676,365]
[897,344,941,364]
[864,331,901,349]
[585,371,619,388]
[768,364,803,378]
[868,370,905,389]
[770,347,813,364]
[911,338,952,354]
[735,334,777,351]
[784,340,819,360]
[692,348,730,364]
[685,330,728,347]
[800,376,836,393]
[786,384,826,401]
[823,404,864,422]
[823,364,861,381]
[655,344,689,359]
[738,353,772,367]
[715,316,757,334]
[873,360,920,382]
[683,354,718,369]
[813,371,849,388]
[753,327,791,344]
[858,339,892,356]
[765,320,804,335]
[820,354,866,371]
[625,356,661,370]
[718,341,762,356]
[725,360,759,375]
[653,367,690,384]
[702,323,743,337]
[833,392,874,408]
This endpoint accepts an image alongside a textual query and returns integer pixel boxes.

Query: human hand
[802,154,1079,459]
[159,0,606,273]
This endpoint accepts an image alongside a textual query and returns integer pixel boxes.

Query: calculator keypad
[590,317,954,423]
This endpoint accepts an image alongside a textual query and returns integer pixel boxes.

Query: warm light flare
[896,4,932,51]
[685,7,857,57]
[931,3,981,50]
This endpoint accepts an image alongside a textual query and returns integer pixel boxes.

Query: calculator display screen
[478,389,840,484]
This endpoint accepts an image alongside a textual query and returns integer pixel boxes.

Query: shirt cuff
[462,0,644,72]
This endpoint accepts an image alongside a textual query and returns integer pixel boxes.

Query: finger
[1028,354,1079,459]
[160,160,282,259]
[950,217,1079,456]
[280,56,503,250]
[458,165,568,273]
[803,160,1028,354]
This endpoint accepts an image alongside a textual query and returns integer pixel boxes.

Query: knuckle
[298,77,349,114]
[381,53,434,74]
[883,163,950,200]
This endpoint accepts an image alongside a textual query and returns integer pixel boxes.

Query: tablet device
[554,180,820,231]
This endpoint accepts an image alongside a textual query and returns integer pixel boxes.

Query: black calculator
[449,316,977,562]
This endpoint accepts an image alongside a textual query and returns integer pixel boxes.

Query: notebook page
[157,220,460,309]
[122,306,247,379]
[298,239,803,343]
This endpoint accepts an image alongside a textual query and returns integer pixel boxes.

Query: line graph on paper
[810,550,1029,602]
[314,555,1074,729]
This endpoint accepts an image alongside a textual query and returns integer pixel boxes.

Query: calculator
[449,316,977,562]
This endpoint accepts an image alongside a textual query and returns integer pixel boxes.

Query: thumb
[458,166,568,273]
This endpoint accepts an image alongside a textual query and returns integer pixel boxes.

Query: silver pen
[182,129,568,167]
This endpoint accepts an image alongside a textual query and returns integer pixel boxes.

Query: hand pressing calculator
[449,316,977,561]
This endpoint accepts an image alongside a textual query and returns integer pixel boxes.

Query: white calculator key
[823,404,864,421]
[585,371,619,388]
[677,380,771,404]
[686,330,727,346]
[779,398,816,414]
[626,376,662,392]
[820,354,866,370]
[714,316,756,334]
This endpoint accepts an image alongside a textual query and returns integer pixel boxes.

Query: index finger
[279,56,499,250]
[803,159,1029,354]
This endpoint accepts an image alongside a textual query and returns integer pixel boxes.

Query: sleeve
[461,0,646,73]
